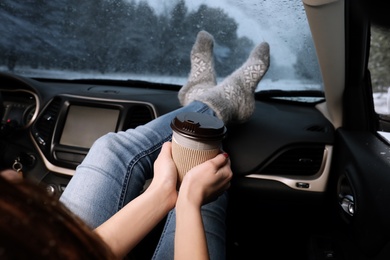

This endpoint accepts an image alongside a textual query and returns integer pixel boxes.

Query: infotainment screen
[60,105,120,149]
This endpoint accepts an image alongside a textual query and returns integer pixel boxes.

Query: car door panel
[331,130,390,259]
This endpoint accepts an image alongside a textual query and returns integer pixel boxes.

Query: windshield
[0,0,322,93]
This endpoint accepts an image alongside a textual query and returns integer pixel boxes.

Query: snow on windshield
[0,0,322,92]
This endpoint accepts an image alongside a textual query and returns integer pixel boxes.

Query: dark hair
[0,176,116,259]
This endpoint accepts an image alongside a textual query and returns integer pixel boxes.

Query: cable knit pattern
[190,56,210,80]
[179,30,270,124]
[178,31,217,106]
[196,42,270,123]
[245,64,267,90]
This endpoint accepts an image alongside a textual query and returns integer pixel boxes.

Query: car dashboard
[0,71,335,196]
[0,71,338,259]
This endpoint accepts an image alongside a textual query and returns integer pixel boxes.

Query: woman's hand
[178,152,232,208]
[147,142,178,210]
[174,152,232,260]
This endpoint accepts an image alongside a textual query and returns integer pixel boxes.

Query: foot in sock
[178,30,217,106]
[194,41,270,124]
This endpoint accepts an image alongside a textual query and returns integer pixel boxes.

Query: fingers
[176,149,233,206]
[199,153,232,204]
[205,152,232,180]
[0,169,23,183]
[158,142,173,159]
[152,142,176,176]
[205,152,229,169]
[154,142,176,173]
[186,152,232,194]
[153,142,174,170]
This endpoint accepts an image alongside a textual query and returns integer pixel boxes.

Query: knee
[91,132,119,151]
[80,132,124,167]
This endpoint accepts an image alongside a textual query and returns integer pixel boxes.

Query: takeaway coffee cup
[170,112,227,184]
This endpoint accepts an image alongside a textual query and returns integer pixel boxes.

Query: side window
[370,25,390,115]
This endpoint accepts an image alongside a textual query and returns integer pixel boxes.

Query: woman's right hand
[147,142,178,210]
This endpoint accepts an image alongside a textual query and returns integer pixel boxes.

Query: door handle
[339,194,355,216]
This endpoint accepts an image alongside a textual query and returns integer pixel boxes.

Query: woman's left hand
[178,152,232,207]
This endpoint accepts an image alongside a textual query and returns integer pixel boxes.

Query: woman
[0,31,270,259]
[0,141,231,259]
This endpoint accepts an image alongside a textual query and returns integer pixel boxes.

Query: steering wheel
[0,91,20,177]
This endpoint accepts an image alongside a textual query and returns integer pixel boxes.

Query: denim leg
[60,101,228,259]
[60,101,215,228]
[152,192,228,260]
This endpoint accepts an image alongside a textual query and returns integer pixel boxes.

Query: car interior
[1,0,390,259]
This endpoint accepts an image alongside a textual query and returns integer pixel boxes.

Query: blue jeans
[59,101,227,259]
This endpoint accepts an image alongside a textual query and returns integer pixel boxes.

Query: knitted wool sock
[178,30,217,106]
[194,42,270,124]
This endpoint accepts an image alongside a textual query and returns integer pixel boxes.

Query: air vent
[32,97,62,151]
[124,105,155,129]
[260,145,325,176]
